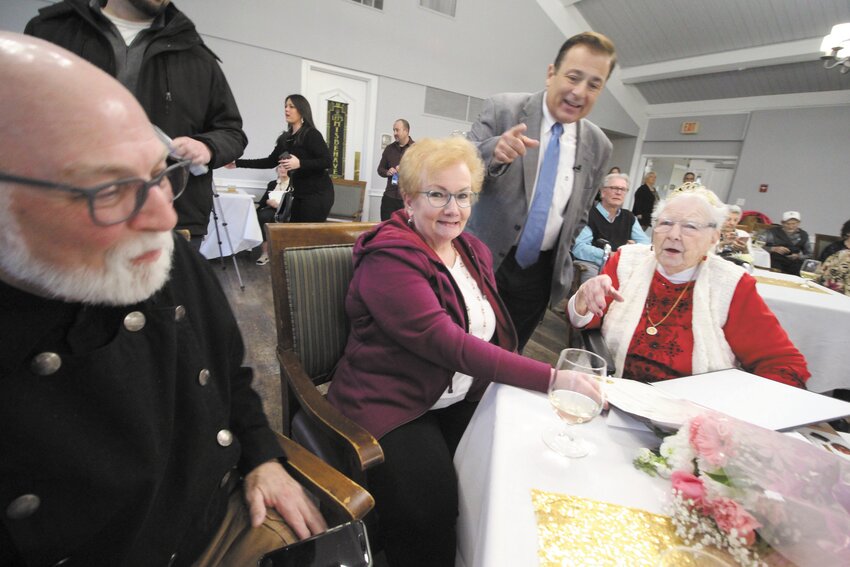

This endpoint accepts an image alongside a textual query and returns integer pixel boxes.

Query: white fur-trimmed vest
[601,245,745,378]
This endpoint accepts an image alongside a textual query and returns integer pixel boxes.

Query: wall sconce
[820,23,850,73]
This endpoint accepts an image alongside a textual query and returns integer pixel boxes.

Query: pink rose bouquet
[635,410,850,566]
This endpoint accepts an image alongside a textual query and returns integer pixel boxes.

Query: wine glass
[799,259,821,282]
[542,348,606,458]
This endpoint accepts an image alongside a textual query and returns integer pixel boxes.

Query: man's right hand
[492,123,539,165]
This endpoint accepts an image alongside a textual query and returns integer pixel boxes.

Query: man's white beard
[0,203,174,306]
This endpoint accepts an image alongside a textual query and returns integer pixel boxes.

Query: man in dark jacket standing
[0,33,324,566]
[377,119,414,221]
[25,0,248,248]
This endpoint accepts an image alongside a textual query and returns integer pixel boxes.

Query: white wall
[729,105,850,235]
[2,0,639,220]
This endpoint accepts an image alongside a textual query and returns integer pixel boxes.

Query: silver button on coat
[123,311,146,332]
[216,429,233,447]
[198,369,210,386]
[30,352,62,376]
[6,494,40,520]
[174,305,186,322]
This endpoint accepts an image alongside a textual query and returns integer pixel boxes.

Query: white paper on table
[605,407,652,432]
[651,368,850,431]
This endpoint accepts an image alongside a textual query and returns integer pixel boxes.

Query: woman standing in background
[228,94,334,225]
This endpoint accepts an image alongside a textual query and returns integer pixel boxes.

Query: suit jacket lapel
[521,92,544,204]
[562,119,592,227]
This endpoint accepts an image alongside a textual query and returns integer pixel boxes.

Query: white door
[302,61,378,220]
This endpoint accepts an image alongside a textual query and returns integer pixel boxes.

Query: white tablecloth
[454,383,665,567]
[199,192,262,259]
[751,246,771,268]
[753,268,850,393]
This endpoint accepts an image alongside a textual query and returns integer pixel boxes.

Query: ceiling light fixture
[820,23,850,73]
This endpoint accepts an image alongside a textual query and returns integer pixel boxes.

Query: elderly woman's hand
[574,275,624,318]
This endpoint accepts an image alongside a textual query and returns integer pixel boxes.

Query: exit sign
[681,121,700,134]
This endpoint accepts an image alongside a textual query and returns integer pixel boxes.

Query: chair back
[328,179,367,221]
[267,222,376,435]
[815,233,841,261]
[284,244,355,382]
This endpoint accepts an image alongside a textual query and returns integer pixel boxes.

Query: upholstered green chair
[267,223,383,488]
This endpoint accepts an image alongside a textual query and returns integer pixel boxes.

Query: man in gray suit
[466,31,616,350]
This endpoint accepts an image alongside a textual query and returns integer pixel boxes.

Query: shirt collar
[657,263,699,284]
[595,201,621,220]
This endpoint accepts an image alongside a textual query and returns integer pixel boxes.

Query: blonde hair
[398,137,484,199]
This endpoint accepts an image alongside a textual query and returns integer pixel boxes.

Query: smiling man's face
[545,44,611,124]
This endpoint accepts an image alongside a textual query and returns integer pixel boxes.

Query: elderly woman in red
[568,183,809,388]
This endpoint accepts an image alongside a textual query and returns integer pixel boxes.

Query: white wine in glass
[543,348,606,458]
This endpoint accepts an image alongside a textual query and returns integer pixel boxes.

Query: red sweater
[587,252,809,388]
[327,212,551,439]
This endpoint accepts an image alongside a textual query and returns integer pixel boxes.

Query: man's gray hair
[601,172,630,188]
[727,204,742,215]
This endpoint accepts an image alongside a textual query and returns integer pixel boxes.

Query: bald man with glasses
[0,33,324,567]
[572,172,649,282]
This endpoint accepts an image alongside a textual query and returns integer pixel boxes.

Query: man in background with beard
[0,33,325,566]
[25,0,247,250]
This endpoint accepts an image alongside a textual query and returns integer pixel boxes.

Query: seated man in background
[0,33,325,567]
[572,172,650,282]
[763,211,811,275]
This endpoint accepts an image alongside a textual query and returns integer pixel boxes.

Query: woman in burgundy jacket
[327,137,598,567]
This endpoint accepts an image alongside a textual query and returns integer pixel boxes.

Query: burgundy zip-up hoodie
[327,211,551,439]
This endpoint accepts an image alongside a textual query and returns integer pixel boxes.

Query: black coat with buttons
[0,236,284,567]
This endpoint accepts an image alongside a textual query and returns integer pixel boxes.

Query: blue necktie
[515,122,563,269]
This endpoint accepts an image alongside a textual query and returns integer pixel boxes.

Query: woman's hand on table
[550,369,608,409]
[574,275,624,318]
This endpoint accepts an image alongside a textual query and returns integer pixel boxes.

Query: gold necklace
[645,278,693,336]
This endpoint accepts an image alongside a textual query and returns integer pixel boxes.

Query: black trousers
[290,190,334,222]
[256,206,276,242]
[380,195,404,221]
[770,252,804,275]
[495,246,555,352]
[367,400,478,567]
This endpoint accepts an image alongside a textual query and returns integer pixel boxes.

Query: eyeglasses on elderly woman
[654,218,717,236]
[417,189,477,208]
[0,159,192,226]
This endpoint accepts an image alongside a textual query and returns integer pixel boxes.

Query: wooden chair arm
[280,349,384,472]
[276,433,374,525]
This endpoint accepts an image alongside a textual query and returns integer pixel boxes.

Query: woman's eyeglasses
[417,189,477,209]
[654,218,717,236]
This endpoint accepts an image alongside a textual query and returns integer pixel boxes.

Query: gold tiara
[669,182,721,206]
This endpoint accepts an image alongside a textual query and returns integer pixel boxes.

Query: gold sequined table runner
[754,275,830,294]
[531,489,682,566]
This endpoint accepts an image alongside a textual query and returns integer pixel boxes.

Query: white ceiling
[550,0,850,122]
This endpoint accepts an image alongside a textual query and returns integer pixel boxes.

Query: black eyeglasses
[417,189,477,208]
[0,160,191,226]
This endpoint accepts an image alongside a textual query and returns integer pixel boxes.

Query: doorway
[301,61,378,220]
